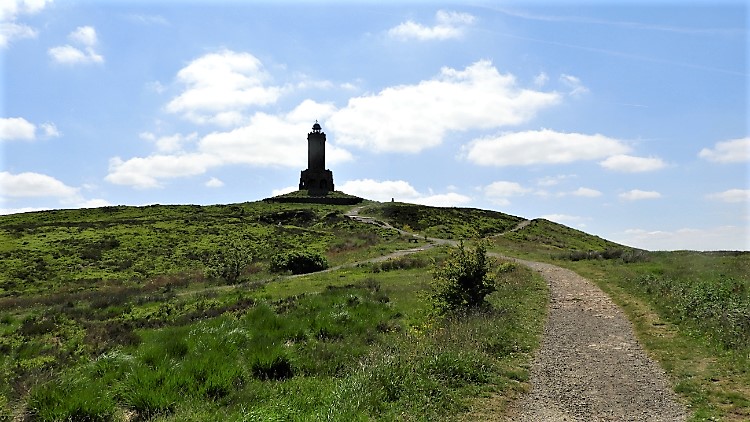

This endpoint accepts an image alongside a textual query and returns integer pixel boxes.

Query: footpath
[345,208,689,421]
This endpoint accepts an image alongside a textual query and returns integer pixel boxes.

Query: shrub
[430,242,495,314]
[270,250,328,275]
[204,240,253,283]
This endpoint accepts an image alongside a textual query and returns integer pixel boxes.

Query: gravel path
[503,259,690,421]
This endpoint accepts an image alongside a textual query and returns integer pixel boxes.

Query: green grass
[490,227,750,421]
[4,200,746,421]
[362,202,525,239]
[0,202,547,420]
[16,253,546,421]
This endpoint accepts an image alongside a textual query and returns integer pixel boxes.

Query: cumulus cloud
[329,61,560,153]
[570,187,602,197]
[484,181,530,206]
[49,25,104,65]
[388,10,475,41]
[199,100,351,168]
[271,186,297,196]
[617,226,749,251]
[707,189,750,203]
[105,153,221,189]
[205,177,224,188]
[166,49,281,125]
[76,198,112,208]
[339,179,471,206]
[0,117,60,141]
[698,137,750,163]
[599,154,666,172]
[0,0,52,47]
[619,189,661,201]
[140,132,198,153]
[465,129,629,166]
[541,214,585,225]
[536,174,576,187]
[0,170,79,199]
[109,96,352,189]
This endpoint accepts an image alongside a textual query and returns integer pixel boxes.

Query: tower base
[299,169,334,196]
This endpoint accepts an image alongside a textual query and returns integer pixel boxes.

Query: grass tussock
[18,259,546,421]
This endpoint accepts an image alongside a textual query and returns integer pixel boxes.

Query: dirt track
[344,207,689,420]
[501,259,689,421]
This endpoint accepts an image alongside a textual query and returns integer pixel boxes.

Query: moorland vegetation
[0,198,747,421]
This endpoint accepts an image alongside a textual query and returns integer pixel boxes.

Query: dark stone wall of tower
[299,122,334,196]
[308,131,326,171]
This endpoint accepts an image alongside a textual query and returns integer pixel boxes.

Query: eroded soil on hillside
[497,260,690,421]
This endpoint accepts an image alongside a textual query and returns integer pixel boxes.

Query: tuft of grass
[21,256,548,421]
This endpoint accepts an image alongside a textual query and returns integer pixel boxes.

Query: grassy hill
[0,200,549,420]
[1,200,747,420]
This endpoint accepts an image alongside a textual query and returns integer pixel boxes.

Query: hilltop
[0,197,628,298]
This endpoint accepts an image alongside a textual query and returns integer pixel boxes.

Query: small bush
[270,250,328,275]
[430,242,495,314]
[204,240,253,283]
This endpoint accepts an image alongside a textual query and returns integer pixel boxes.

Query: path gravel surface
[503,259,690,421]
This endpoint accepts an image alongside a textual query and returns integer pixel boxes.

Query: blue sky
[1,0,747,251]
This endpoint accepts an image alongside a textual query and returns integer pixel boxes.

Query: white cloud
[536,174,576,187]
[0,0,52,47]
[599,154,666,172]
[48,26,104,65]
[412,192,472,207]
[619,189,661,201]
[484,181,530,205]
[533,72,549,87]
[105,153,220,189]
[0,171,79,198]
[698,137,750,163]
[570,187,602,197]
[0,117,35,140]
[617,226,749,251]
[388,10,475,41]
[329,61,560,153]
[465,129,629,166]
[560,74,589,96]
[109,101,352,189]
[707,189,750,203]
[0,22,36,46]
[199,101,351,168]
[75,198,112,208]
[339,179,470,206]
[69,25,97,46]
[166,49,281,125]
[140,131,197,153]
[272,185,297,196]
[40,122,60,138]
[205,177,224,188]
[340,179,420,202]
[0,117,60,141]
[541,214,584,224]
[0,206,49,215]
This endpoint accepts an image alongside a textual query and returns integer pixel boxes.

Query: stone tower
[299,121,334,195]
